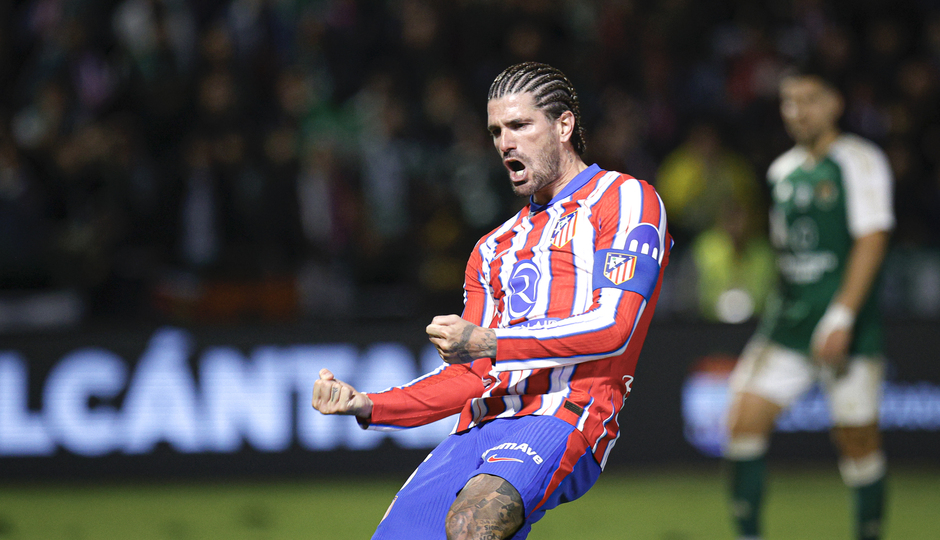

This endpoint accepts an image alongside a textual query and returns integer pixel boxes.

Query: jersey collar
[528,163,602,213]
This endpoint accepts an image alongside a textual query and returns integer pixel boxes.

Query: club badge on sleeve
[604,252,637,285]
[593,223,664,299]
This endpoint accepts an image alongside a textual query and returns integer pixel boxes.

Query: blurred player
[723,64,894,540]
[313,62,671,539]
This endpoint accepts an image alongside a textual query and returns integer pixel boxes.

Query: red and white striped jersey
[365,164,671,468]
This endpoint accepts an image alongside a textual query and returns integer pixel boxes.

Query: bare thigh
[445,474,524,540]
[831,423,881,459]
[728,391,783,437]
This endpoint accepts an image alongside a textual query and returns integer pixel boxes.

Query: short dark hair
[780,56,846,97]
[488,62,586,155]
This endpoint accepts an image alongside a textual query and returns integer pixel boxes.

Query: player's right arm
[361,242,496,430]
[312,368,373,417]
[311,363,489,429]
[365,361,491,430]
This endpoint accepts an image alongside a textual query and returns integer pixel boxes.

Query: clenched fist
[426,314,497,364]
[312,369,373,418]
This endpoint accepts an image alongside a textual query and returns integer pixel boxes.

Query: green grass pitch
[0,465,937,539]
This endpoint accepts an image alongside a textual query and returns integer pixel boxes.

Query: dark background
[1,0,939,480]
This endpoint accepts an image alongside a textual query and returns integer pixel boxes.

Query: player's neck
[804,128,840,161]
[533,150,587,206]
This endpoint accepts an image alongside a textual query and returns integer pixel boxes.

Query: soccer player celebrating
[312,62,671,539]
[723,64,894,540]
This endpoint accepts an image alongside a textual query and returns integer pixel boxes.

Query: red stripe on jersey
[638,180,663,227]
[546,203,579,319]
[462,246,488,326]
[366,166,671,468]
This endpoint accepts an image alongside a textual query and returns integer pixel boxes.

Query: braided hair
[488,62,586,155]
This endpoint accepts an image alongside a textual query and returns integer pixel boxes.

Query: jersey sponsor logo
[604,252,636,285]
[482,442,544,464]
[509,317,560,330]
[550,211,578,248]
[778,252,838,284]
[507,261,540,319]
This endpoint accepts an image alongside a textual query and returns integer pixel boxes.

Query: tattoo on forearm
[482,330,496,358]
[454,326,497,365]
[455,325,476,364]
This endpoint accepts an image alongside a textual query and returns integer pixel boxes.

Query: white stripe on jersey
[488,173,668,371]
[613,178,669,264]
[600,410,624,469]
[506,369,531,394]
[577,396,594,431]
[568,172,618,317]
[613,179,642,250]
[494,291,650,372]
[497,289,621,342]
[531,205,566,321]
[468,368,503,428]
[592,397,617,454]
[533,364,575,416]
[494,218,535,323]
[479,219,515,326]
[466,396,487,429]
[481,269,497,327]
[569,207,596,317]
[497,395,523,418]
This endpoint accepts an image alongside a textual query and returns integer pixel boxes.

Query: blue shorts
[372,415,601,540]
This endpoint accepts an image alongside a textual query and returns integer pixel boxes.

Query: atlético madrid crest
[551,211,578,248]
[604,252,636,285]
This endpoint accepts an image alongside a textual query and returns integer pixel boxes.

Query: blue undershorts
[372,415,601,539]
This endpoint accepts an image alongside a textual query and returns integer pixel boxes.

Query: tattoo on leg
[446,475,524,540]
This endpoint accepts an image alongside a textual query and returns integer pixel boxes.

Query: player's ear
[556,110,575,144]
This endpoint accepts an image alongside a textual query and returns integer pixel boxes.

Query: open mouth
[505,158,526,181]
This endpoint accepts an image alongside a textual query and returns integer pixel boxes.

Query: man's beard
[511,143,562,199]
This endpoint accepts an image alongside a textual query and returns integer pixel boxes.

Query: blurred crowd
[1,0,939,328]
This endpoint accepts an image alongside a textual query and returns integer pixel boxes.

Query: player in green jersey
[723,64,894,540]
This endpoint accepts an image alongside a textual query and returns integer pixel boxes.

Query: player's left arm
[811,141,895,364]
[811,230,891,364]
[433,178,671,369]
